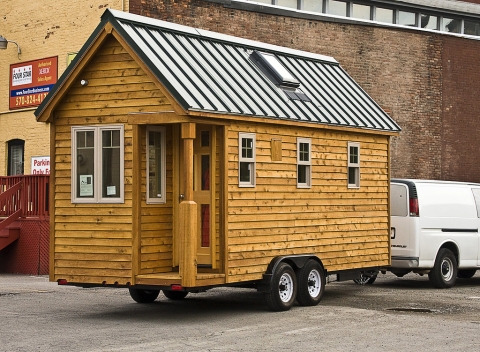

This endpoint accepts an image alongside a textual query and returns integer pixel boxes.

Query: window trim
[146,126,166,204]
[297,137,312,188]
[348,141,360,189]
[238,132,256,188]
[71,125,124,204]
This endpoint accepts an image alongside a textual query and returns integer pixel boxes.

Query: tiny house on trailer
[35,9,400,311]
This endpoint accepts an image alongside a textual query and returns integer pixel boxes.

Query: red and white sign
[10,56,58,110]
[31,156,50,175]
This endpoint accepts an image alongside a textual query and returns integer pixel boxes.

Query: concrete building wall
[0,1,127,175]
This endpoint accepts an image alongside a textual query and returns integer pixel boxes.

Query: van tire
[265,262,297,311]
[128,288,160,303]
[457,269,476,279]
[296,260,325,306]
[428,249,457,288]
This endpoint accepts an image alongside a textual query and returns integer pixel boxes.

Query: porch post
[179,122,197,287]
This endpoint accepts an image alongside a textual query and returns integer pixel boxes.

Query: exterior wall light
[80,79,89,86]
[0,36,21,59]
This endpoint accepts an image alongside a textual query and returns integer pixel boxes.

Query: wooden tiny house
[35,9,400,311]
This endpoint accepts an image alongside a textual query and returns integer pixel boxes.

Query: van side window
[472,189,480,217]
[391,184,409,217]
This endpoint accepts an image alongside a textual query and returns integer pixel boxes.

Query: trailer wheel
[428,248,457,288]
[457,269,476,279]
[163,290,189,300]
[128,288,160,303]
[296,260,325,306]
[266,262,297,311]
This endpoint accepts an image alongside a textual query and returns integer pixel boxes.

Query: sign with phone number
[9,56,58,110]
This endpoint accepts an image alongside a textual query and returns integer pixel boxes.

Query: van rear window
[472,189,480,218]
[391,184,408,217]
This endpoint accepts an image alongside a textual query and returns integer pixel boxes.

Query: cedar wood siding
[226,122,390,283]
[52,37,175,284]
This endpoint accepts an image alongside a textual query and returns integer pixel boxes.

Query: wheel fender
[258,255,321,292]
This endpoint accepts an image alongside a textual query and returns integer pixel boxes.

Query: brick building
[1,0,480,180]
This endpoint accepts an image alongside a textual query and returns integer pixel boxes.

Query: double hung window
[72,125,124,203]
[297,138,312,188]
[239,133,256,187]
[348,142,360,188]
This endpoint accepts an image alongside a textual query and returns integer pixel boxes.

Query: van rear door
[391,183,418,260]
[472,188,480,266]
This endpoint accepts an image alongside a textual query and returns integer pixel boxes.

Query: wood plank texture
[225,122,391,283]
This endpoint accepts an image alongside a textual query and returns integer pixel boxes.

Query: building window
[442,17,462,33]
[348,142,360,188]
[239,133,255,187]
[147,126,166,204]
[328,0,348,16]
[375,7,394,24]
[352,3,371,20]
[398,10,417,26]
[421,14,438,30]
[7,139,24,176]
[72,125,124,203]
[297,138,312,188]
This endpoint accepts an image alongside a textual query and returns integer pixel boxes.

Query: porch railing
[0,175,49,221]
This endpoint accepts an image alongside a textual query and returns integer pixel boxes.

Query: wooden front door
[193,125,215,266]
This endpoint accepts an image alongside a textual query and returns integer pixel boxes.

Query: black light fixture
[0,35,21,59]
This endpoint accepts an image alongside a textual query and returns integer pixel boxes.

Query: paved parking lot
[1,272,480,351]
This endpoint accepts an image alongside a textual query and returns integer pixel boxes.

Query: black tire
[128,288,160,303]
[353,271,378,285]
[457,269,477,279]
[265,262,297,311]
[428,248,457,288]
[296,260,326,306]
[163,290,189,300]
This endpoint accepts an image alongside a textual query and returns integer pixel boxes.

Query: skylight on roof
[250,51,300,89]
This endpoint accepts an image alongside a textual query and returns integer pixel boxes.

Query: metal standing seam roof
[35,9,401,133]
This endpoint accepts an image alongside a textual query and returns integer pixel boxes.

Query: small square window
[239,133,256,187]
[297,138,312,188]
[348,142,360,188]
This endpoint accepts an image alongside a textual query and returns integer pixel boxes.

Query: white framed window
[239,133,256,187]
[72,125,124,203]
[146,126,166,204]
[297,138,311,188]
[348,142,360,188]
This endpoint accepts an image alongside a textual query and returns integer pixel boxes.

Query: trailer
[35,9,401,311]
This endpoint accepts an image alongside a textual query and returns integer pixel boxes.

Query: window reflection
[443,18,461,33]
[421,14,438,30]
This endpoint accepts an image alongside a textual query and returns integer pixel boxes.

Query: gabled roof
[35,9,400,133]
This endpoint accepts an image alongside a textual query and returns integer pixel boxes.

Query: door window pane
[8,140,24,176]
[201,155,210,191]
[148,130,164,200]
[201,204,210,247]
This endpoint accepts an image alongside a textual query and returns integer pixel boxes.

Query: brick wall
[441,36,480,182]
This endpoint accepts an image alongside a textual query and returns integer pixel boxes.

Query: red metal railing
[0,175,49,220]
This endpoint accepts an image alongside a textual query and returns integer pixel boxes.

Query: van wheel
[163,290,189,300]
[296,260,325,306]
[265,262,297,311]
[428,249,457,288]
[457,269,476,279]
[128,288,160,303]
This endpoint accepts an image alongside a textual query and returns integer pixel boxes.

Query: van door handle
[391,227,396,239]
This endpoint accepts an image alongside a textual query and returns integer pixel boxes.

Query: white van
[387,179,480,288]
